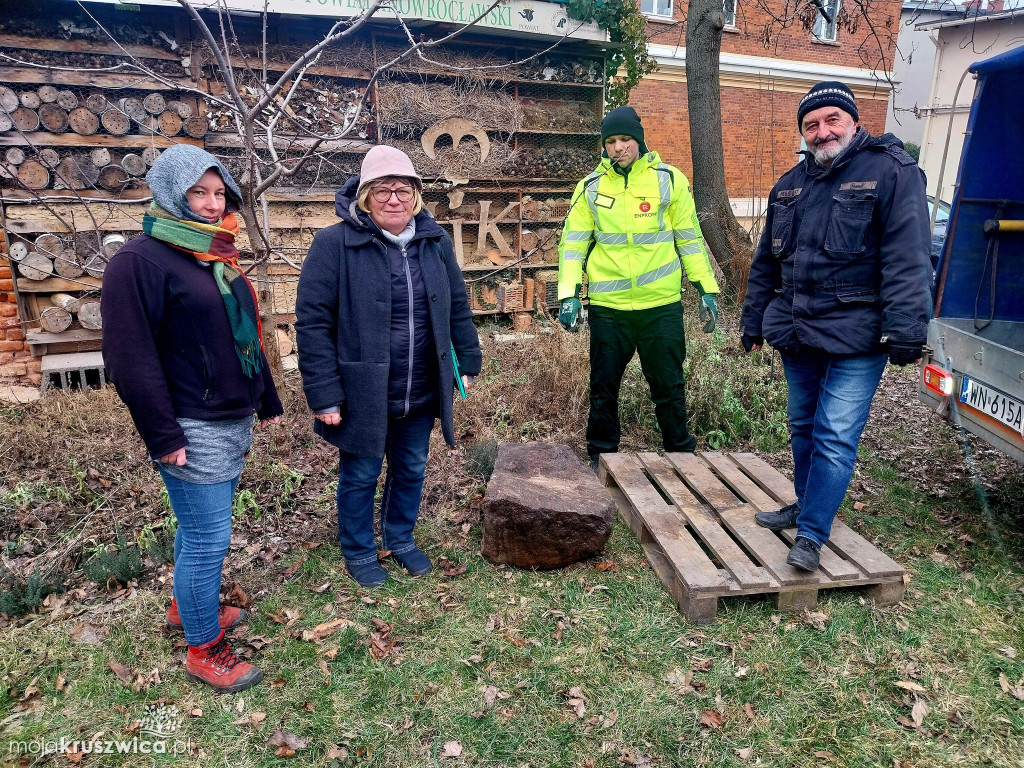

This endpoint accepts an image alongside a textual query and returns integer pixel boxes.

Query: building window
[723,0,737,28]
[813,0,840,42]
[641,0,674,19]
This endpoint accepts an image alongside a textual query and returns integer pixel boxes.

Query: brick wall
[0,257,39,384]
[631,81,890,198]
[645,0,902,72]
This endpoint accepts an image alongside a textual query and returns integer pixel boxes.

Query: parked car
[927,194,951,271]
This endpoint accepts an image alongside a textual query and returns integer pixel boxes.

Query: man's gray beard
[812,126,855,166]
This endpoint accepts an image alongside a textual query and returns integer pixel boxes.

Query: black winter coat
[295,177,482,458]
[101,235,283,459]
[741,129,933,354]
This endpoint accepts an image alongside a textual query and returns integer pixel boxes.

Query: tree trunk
[685,0,755,302]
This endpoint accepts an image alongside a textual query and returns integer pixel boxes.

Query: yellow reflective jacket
[557,151,719,310]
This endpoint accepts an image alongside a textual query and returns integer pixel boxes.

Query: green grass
[1,317,1022,766]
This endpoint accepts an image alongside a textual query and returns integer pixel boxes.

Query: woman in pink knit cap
[295,145,481,588]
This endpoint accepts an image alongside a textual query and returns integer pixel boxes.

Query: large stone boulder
[481,442,615,569]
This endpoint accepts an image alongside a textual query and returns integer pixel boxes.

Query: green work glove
[698,293,718,334]
[559,297,583,333]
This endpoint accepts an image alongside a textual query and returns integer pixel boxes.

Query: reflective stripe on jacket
[556,151,719,310]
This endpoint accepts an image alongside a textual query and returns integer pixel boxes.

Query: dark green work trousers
[586,301,697,460]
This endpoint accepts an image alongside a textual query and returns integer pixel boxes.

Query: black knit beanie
[601,106,649,154]
[797,81,859,128]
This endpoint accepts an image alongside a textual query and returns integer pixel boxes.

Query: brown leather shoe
[185,631,263,693]
[166,598,248,633]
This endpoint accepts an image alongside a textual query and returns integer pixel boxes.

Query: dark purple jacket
[101,235,282,459]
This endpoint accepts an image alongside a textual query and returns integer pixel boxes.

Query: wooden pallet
[599,452,906,624]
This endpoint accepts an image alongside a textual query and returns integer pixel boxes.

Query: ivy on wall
[566,0,658,109]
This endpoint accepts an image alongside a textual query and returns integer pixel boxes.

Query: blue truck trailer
[918,45,1024,463]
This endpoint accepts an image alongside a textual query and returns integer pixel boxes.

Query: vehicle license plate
[959,376,1024,436]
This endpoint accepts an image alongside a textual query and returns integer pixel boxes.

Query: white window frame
[813,0,840,42]
[641,0,674,20]
[723,0,737,28]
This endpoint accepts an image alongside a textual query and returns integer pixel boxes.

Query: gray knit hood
[146,144,243,223]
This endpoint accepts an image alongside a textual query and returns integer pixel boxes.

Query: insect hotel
[0,0,608,389]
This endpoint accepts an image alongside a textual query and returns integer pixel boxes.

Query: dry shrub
[377,81,524,135]
[374,44,517,86]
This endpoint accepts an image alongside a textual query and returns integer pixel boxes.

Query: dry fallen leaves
[439,556,468,576]
[70,621,108,645]
[440,740,463,758]
[894,680,926,693]
[299,618,352,643]
[267,729,309,758]
[733,747,753,761]
[699,710,723,729]
[999,673,1024,700]
[267,607,302,626]
[566,686,587,719]
[802,610,830,631]
[223,581,253,610]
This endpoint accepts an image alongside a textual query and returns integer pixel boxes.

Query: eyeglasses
[370,186,415,203]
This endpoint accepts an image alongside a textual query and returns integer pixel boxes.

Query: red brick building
[631,0,901,224]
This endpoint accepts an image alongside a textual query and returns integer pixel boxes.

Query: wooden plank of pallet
[725,455,903,580]
[637,453,773,591]
[704,452,864,582]
[715,503,824,588]
[0,66,195,91]
[730,453,798,505]
[598,456,729,593]
[0,132,202,149]
[667,452,742,511]
[825,521,905,578]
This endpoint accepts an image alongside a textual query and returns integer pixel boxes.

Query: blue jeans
[158,467,238,646]
[335,411,435,567]
[781,349,887,547]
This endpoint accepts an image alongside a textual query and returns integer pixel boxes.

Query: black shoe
[589,456,600,474]
[786,537,821,572]
[394,545,432,576]
[347,560,388,588]
[754,502,801,531]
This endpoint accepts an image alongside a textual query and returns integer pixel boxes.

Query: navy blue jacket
[382,231,440,417]
[741,129,933,354]
[295,177,482,457]
[101,235,283,459]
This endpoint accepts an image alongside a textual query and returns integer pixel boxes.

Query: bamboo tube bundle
[18,251,54,280]
[39,306,72,333]
[38,103,69,133]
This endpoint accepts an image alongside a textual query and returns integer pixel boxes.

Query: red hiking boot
[166,598,248,633]
[185,631,263,693]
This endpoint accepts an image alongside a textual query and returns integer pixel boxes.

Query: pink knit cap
[358,145,421,190]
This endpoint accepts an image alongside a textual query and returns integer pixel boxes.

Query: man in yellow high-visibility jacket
[557,106,720,470]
